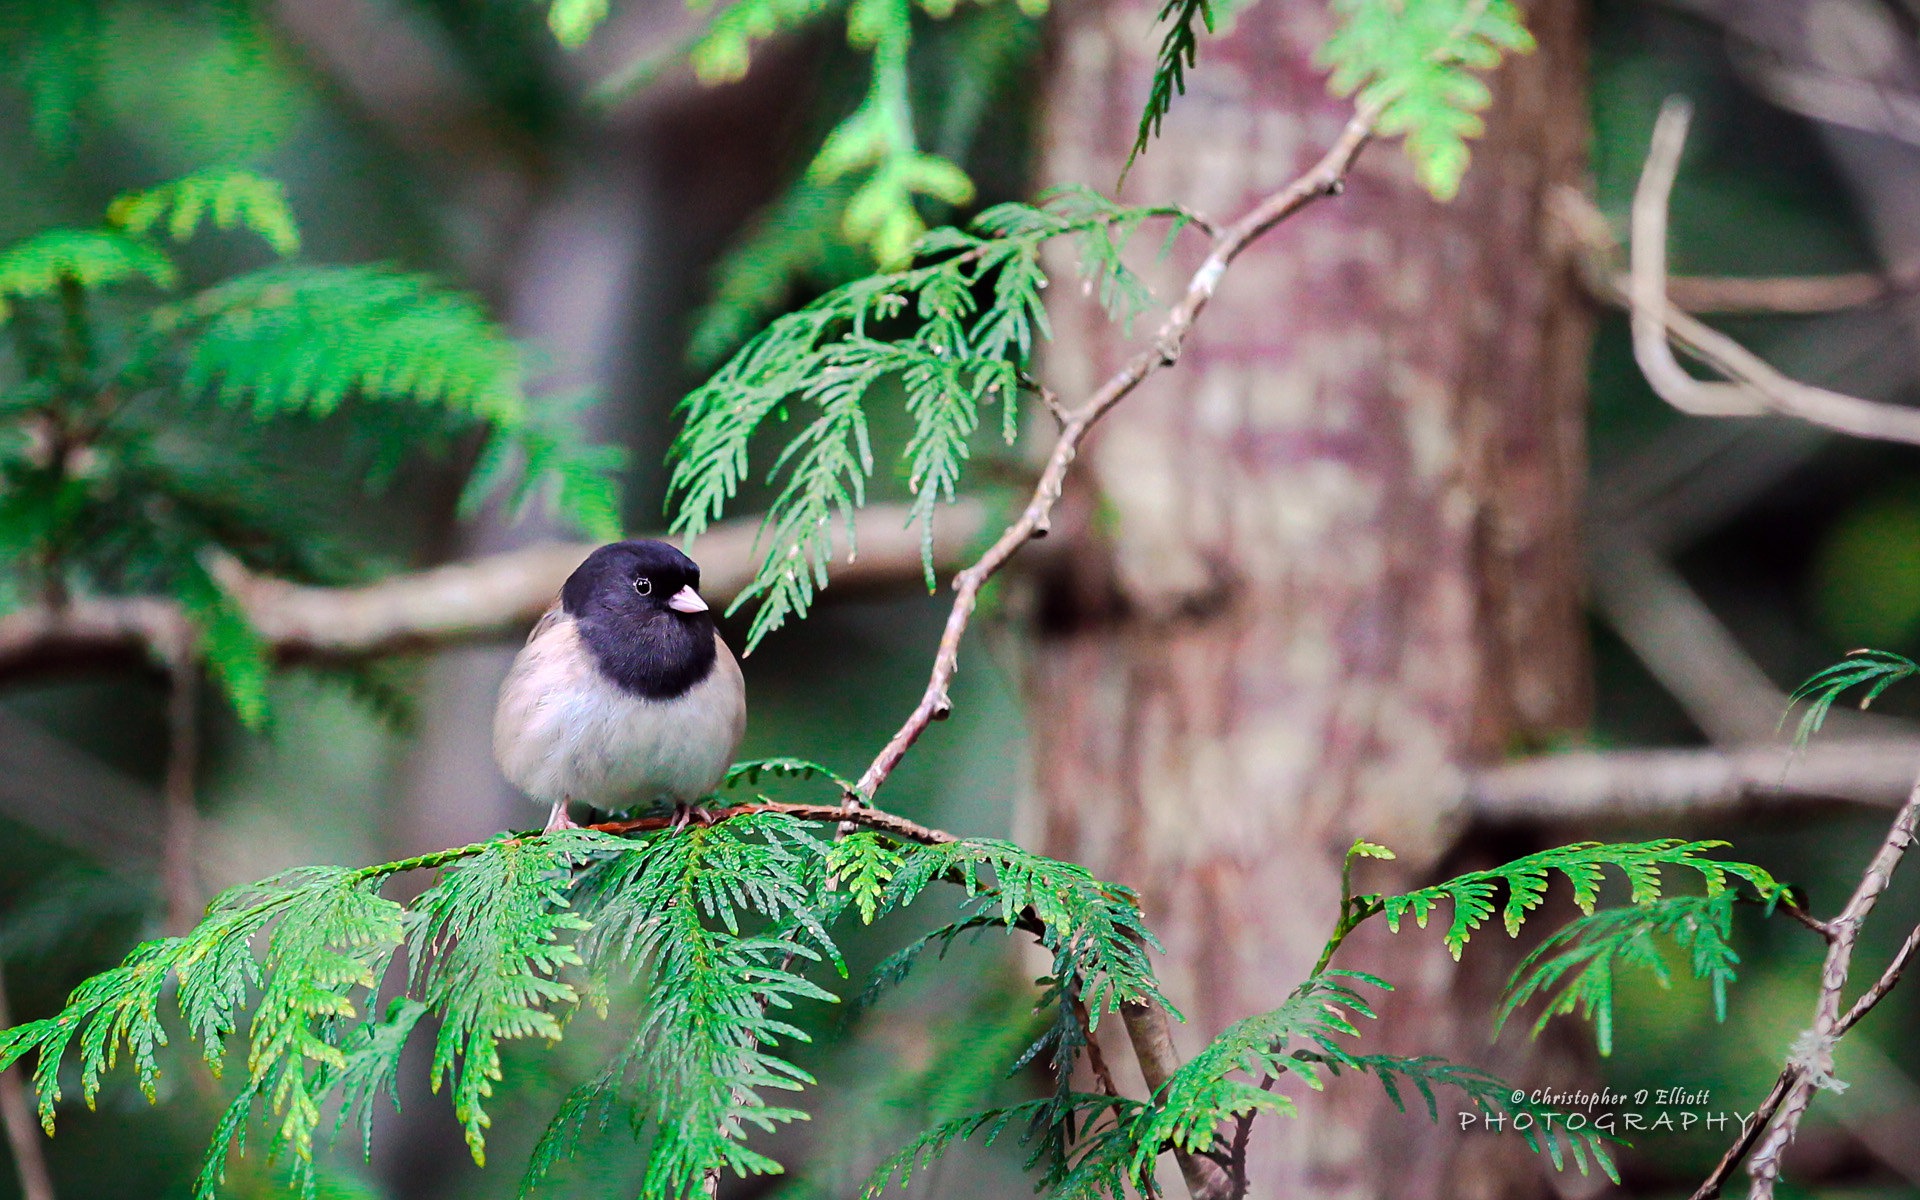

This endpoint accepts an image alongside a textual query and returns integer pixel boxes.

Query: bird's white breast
[492,611,746,810]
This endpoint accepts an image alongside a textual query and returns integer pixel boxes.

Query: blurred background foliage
[0,0,1917,1197]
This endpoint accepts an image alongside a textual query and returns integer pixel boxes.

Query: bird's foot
[670,802,716,832]
[544,802,580,833]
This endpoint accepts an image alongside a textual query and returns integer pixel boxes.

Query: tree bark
[1026,1,1593,1195]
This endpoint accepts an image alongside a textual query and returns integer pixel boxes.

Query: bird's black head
[561,540,717,699]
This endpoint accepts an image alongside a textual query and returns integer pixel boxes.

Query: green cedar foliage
[1499,893,1754,1057]
[1374,839,1785,960]
[668,188,1194,649]
[551,0,1042,361]
[1133,0,1535,200]
[1318,0,1535,199]
[1,753,1810,1200]
[0,168,624,725]
[1782,647,1917,746]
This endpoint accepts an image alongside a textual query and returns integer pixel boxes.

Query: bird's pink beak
[667,585,709,614]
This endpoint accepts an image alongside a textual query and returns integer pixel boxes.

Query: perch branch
[0,501,986,679]
[1687,768,1920,1199]
[588,801,957,844]
[850,103,1379,805]
[1629,98,1920,443]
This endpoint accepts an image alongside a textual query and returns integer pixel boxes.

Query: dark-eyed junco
[493,540,745,832]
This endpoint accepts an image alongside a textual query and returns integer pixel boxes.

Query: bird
[492,539,745,833]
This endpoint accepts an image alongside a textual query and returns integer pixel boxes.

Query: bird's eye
[633,577,652,596]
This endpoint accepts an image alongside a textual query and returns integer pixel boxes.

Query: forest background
[1,0,1919,1198]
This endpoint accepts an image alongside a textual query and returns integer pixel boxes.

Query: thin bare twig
[1554,183,1897,317]
[1838,921,1920,1035]
[1710,773,1920,1199]
[589,801,958,845]
[1656,271,1893,315]
[850,104,1378,806]
[1629,98,1920,443]
[1692,1074,1792,1200]
[1121,1002,1235,1200]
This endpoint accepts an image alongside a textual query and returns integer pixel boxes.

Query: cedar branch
[849,104,1379,805]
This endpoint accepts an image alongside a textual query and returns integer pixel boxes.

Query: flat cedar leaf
[170,264,525,423]
[107,169,301,257]
[1315,0,1534,200]
[1783,649,1918,746]
[1499,892,1763,1057]
[0,229,178,320]
[1382,841,1781,959]
[172,558,273,728]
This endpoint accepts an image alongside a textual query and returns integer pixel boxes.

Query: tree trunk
[1025,1,1593,1195]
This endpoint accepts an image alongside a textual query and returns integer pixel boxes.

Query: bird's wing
[524,602,563,646]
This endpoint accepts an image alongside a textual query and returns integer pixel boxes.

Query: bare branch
[1554,184,1894,318]
[0,501,987,680]
[1657,271,1892,315]
[589,801,958,845]
[1629,98,1920,443]
[1587,531,1791,745]
[1734,774,1920,1198]
[1121,1002,1236,1200]
[851,104,1379,805]
[1839,921,1920,1037]
[1467,739,1920,824]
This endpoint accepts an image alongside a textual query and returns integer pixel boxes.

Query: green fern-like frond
[1499,892,1760,1057]
[108,169,302,257]
[724,756,858,792]
[326,997,427,1161]
[881,838,1169,1021]
[0,833,627,1200]
[0,229,178,321]
[669,192,1191,647]
[864,1095,1139,1199]
[1377,840,1781,960]
[1129,0,1212,171]
[194,871,407,1200]
[166,265,523,423]
[570,815,841,1197]
[1325,1054,1618,1180]
[1784,649,1918,747]
[877,836,1169,1166]
[1128,972,1376,1170]
[406,836,599,1164]
[170,555,275,728]
[828,832,908,924]
[1317,0,1535,200]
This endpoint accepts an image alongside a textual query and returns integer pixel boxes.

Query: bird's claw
[670,802,716,832]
